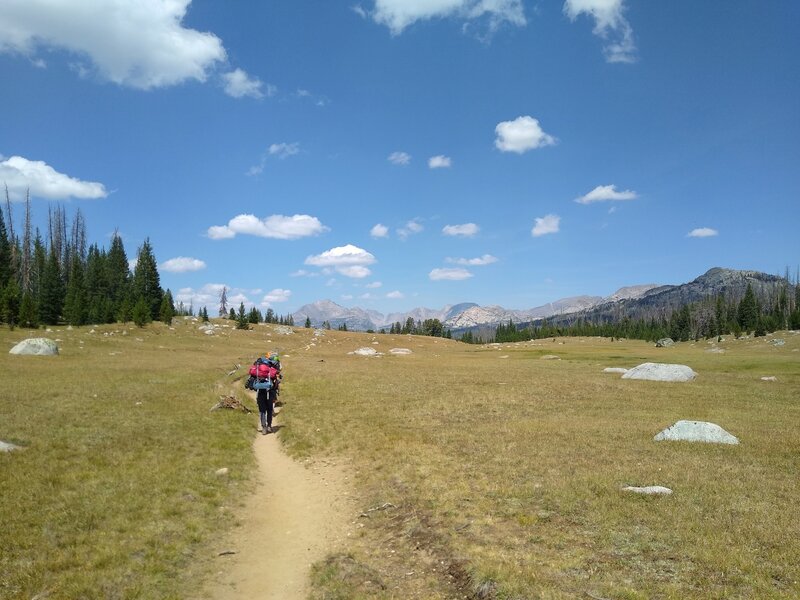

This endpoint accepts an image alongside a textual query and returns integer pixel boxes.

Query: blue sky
[1,0,798,315]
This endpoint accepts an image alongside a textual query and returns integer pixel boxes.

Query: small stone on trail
[603,367,628,373]
[654,420,739,444]
[760,376,778,382]
[622,362,697,382]
[622,485,672,495]
[215,468,229,477]
[1,440,21,452]
[9,338,59,356]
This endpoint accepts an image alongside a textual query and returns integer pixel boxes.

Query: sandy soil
[201,416,354,600]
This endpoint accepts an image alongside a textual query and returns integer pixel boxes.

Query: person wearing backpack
[248,355,277,434]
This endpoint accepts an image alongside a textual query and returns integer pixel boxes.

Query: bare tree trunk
[20,190,32,293]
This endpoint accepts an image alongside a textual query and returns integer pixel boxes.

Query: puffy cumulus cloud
[446,254,497,266]
[208,214,328,240]
[0,0,227,89]
[428,155,452,169]
[532,214,560,237]
[305,244,376,278]
[222,68,265,99]
[386,290,404,299]
[687,227,719,238]
[175,283,251,311]
[365,281,383,288]
[370,223,389,238]
[564,0,636,63]
[160,256,206,273]
[261,288,292,305]
[0,155,107,201]
[398,219,423,240]
[575,184,637,204]
[495,116,556,153]
[442,223,478,237]
[372,0,526,35]
[429,267,473,281]
[388,151,411,165]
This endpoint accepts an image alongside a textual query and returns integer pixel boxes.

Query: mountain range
[292,267,792,333]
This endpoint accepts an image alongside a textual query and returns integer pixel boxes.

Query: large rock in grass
[9,338,59,356]
[655,338,675,347]
[622,485,672,495]
[654,420,739,445]
[0,440,21,452]
[351,347,378,356]
[621,362,696,382]
[389,348,412,355]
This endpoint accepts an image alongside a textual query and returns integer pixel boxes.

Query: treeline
[465,282,800,344]
[0,197,178,329]
[386,317,452,338]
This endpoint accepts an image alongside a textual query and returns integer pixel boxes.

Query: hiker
[267,352,282,410]
[248,354,279,434]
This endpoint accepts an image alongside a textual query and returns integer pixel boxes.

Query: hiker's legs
[256,390,270,431]
[260,411,267,431]
[266,393,274,428]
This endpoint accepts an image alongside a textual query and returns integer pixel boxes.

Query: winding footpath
[202,416,354,600]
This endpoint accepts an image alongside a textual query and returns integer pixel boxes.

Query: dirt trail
[202,417,354,600]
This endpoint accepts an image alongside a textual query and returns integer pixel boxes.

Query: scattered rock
[0,440,21,452]
[760,376,778,382]
[351,347,378,356]
[9,338,59,356]
[769,339,785,347]
[389,348,413,355]
[622,362,697,382]
[706,347,726,353]
[274,325,294,335]
[540,354,560,360]
[314,329,325,337]
[654,420,739,444]
[204,329,215,336]
[655,338,675,347]
[603,367,628,374]
[622,485,672,495]
[499,355,509,359]
[215,467,229,477]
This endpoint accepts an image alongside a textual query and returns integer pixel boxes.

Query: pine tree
[287,314,294,326]
[160,289,176,325]
[18,291,38,328]
[84,244,108,324]
[2,279,21,328]
[228,307,235,320]
[236,302,249,330]
[737,283,759,332]
[106,232,130,317]
[304,316,311,328]
[39,247,64,325]
[132,297,151,327]
[218,286,228,317]
[63,257,87,326]
[0,202,12,290]
[132,238,163,321]
[201,306,209,322]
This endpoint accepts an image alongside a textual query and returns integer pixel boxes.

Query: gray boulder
[603,367,628,374]
[654,420,739,444]
[0,440,21,452]
[9,338,59,356]
[622,485,672,495]
[655,338,675,347]
[622,362,696,382]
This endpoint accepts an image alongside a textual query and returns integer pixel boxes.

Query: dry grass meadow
[1,320,798,599]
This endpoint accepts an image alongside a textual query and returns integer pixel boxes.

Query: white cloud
[208,214,328,240]
[175,283,252,311]
[359,292,374,299]
[564,0,636,63]
[341,294,354,300]
[352,5,368,19]
[687,227,719,238]
[305,244,375,278]
[290,269,317,277]
[398,219,423,239]
[495,116,556,153]
[160,256,206,273]
[446,254,497,266]
[269,142,300,159]
[370,223,389,238]
[532,214,560,237]
[428,155,452,169]
[388,151,411,165]
[386,290,404,299]
[128,258,138,271]
[0,155,107,201]
[575,184,637,204]
[338,265,372,278]
[222,68,264,99]
[442,223,478,237]
[0,0,228,89]
[366,281,383,288]
[429,267,473,281]
[262,288,292,303]
[372,0,526,35]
